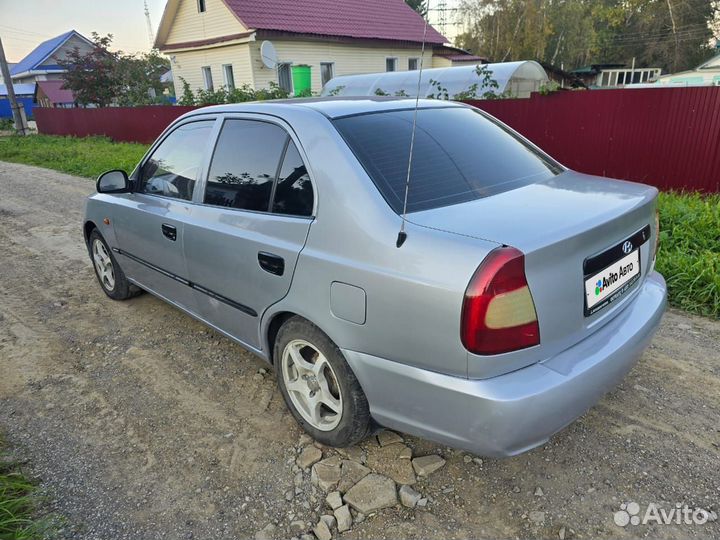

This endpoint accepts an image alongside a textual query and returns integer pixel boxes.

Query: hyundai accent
[84,98,666,456]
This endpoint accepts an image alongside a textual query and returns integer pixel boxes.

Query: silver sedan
[84,98,666,457]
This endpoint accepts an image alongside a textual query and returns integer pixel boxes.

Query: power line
[0,25,56,39]
[600,30,710,47]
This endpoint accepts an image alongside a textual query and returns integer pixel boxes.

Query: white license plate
[584,249,641,315]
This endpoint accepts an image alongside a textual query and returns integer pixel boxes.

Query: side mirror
[96,170,130,194]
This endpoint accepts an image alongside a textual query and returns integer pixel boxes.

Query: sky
[1,0,168,62]
[1,0,463,64]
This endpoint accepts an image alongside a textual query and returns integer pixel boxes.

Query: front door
[184,117,315,350]
[113,119,216,311]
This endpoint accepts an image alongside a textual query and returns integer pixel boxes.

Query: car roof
[186,96,467,120]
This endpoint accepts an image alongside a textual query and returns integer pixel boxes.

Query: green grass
[0,134,148,178]
[656,192,720,319]
[0,442,52,540]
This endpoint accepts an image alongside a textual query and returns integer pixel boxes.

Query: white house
[656,51,720,86]
[155,0,483,96]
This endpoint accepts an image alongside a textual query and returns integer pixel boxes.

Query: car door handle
[161,223,177,241]
[258,252,284,276]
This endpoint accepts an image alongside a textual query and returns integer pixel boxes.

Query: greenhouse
[321,61,549,99]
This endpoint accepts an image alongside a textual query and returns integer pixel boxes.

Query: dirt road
[0,161,718,540]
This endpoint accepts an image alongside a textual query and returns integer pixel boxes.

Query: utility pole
[144,0,155,48]
[0,36,27,135]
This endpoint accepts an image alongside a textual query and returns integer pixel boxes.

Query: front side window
[202,66,213,90]
[386,58,397,72]
[333,107,562,213]
[408,58,419,71]
[138,120,215,201]
[272,141,313,216]
[204,120,288,211]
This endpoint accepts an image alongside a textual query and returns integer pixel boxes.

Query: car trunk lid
[408,171,659,379]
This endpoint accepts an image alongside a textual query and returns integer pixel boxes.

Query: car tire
[275,316,371,447]
[88,229,141,301]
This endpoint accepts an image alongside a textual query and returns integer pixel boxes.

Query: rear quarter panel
[260,110,498,378]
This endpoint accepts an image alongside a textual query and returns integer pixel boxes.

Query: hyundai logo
[622,241,633,254]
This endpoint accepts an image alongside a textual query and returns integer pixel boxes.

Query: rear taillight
[461,246,540,355]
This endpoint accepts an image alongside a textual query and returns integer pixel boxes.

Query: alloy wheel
[281,339,343,431]
[92,239,115,291]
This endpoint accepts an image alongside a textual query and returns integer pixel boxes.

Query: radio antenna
[396,2,430,248]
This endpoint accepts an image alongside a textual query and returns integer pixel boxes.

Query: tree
[405,0,428,17]
[58,33,121,107]
[457,0,719,73]
[58,33,171,107]
[116,50,171,106]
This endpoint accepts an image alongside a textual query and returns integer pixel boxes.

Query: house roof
[35,80,75,104]
[225,0,446,43]
[158,0,447,48]
[10,30,93,78]
[538,61,587,88]
[571,63,625,75]
[698,51,720,70]
[0,84,36,96]
[432,44,487,63]
[437,54,487,62]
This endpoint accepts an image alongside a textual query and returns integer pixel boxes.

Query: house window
[202,66,214,90]
[278,63,293,93]
[197,0,206,12]
[320,62,334,87]
[408,58,419,71]
[386,58,397,72]
[223,64,235,90]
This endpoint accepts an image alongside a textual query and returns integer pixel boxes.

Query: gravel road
[0,161,718,540]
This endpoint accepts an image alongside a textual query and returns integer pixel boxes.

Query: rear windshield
[333,107,562,213]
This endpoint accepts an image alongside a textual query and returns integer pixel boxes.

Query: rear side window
[272,141,313,216]
[205,120,288,211]
[138,120,214,201]
[333,107,562,213]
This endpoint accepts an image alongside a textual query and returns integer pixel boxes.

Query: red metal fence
[35,87,720,191]
[467,86,720,192]
[34,106,198,144]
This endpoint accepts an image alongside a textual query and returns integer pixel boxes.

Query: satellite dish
[260,41,278,69]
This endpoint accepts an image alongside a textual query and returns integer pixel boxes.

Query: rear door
[113,118,216,311]
[184,116,315,350]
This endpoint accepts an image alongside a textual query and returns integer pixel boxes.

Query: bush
[178,79,290,106]
[656,192,720,318]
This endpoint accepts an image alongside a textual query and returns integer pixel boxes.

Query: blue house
[10,30,94,85]
[0,84,35,119]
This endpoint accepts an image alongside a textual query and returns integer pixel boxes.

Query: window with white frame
[197,0,206,12]
[278,63,293,93]
[386,58,397,72]
[408,58,419,71]
[223,64,235,90]
[202,66,213,90]
[320,62,335,87]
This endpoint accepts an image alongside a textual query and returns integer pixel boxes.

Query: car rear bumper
[343,271,666,457]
